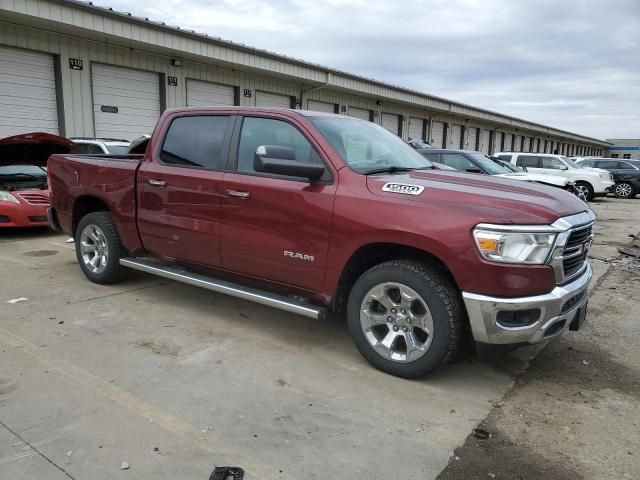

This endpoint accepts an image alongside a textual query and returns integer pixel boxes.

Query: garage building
[0,0,609,155]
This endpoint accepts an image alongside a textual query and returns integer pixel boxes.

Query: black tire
[75,212,128,284]
[614,182,636,199]
[575,181,594,201]
[346,260,464,378]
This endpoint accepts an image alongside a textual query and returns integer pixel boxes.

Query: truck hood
[366,170,589,225]
[0,132,77,167]
[496,172,569,187]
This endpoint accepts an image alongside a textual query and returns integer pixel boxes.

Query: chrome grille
[16,192,50,205]
[561,225,592,280]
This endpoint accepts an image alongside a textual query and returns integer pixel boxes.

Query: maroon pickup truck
[47,107,595,378]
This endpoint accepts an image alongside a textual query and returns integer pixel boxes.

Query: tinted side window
[497,154,512,162]
[422,152,441,163]
[160,116,231,170]
[597,160,620,169]
[541,156,565,169]
[579,160,595,167]
[619,161,636,170]
[441,153,480,172]
[237,117,323,173]
[517,155,540,168]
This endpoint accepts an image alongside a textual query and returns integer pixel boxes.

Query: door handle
[148,179,167,187]
[226,189,251,199]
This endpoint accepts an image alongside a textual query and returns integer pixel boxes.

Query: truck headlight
[0,191,19,204]
[473,228,557,264]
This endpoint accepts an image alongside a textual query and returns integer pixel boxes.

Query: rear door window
[160,116,232,170]
[579,160,595,167]
[516,155,540,168]
[597,160,620,169]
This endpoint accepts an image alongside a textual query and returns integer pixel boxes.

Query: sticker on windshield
[381,183,424,196]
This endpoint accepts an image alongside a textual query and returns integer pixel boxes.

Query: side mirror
[254,145,325,180]
[558,165,568,170]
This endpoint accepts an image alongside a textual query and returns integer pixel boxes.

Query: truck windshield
[310,117,433,174]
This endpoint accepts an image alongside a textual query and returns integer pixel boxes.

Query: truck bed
[48,154,144,254]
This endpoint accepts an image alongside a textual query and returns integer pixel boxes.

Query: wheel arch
[332,242,460,315]
[72,195,111,236]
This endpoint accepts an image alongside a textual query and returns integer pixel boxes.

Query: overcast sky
[104,0,639,139]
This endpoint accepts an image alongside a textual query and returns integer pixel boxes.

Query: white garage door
[466,127,478,150]
[348,107,371,121]
[503,134,513,151]
[494,132,503,152]
[523,137,531,152]
[431,121,445,148]
[381,113,400,135]
[307,100,336,113]
[408,117,424,141]
[186,79,235,107]
[449,124,463,148]
[0,46,59,137]
[92,64,160,141]
[479,129,491,154]
[255,91,291,109]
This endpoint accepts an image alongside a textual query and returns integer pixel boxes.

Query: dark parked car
[576,159,640,199]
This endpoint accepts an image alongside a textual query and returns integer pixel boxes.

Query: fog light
[496,309,541,328]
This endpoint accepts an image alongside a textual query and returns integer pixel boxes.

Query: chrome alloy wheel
[79,224,109,274]
[615,182,633,198]
[575,184,590,197]
[360,282,434,362]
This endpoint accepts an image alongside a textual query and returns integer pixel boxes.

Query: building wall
[0,12,608,155]
[605,139,640,160]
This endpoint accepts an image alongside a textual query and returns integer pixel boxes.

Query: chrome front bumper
[462,263,592,344]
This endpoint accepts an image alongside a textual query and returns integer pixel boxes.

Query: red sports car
[0,132,76,228]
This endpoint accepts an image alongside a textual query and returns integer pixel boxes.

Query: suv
[576,158,640,199]
[71,138,130,155]
[495,152,614,201]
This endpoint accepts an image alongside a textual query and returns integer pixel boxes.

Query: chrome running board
[119,257,327,320]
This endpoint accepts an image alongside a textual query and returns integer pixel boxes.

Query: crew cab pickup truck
[47,107,595,378]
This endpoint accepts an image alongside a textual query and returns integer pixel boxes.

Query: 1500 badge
[381,183,424,195]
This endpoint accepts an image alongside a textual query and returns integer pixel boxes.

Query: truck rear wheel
[346,260,464,378]
[75,212,127,284]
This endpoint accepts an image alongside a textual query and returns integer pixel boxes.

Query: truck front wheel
[347,260,464,378]
[75,212,127,284]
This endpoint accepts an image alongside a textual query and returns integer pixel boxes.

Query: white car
[495,152,615,201]
[71,138,130,155]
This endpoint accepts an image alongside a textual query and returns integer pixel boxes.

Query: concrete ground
[0,197,637,480]
[439,197,640,480]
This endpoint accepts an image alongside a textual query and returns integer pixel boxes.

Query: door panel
[381,113,400,135]
[137,114,234,267]
[221,115,336,292]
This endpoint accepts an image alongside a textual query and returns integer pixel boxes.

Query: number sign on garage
[186,79,236,107]
[92,64,161,141]
[0,46,59,137]
[255,91,292,109]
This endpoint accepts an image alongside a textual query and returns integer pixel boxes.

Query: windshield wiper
[362,166,433,175]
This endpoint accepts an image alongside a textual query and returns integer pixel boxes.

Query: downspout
[299,72,331,109]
